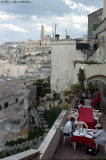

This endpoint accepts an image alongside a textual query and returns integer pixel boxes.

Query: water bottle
[82,127,83,133]
[79,128,81,135]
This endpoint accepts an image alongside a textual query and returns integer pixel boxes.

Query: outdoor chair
[77,121,88,129]
[85,105,91,108]
[78,104,86,109]
[93,109,99,112]
[76,98,81,108]
[70,109,78,113]
[67,114,77,120]
[93,112,101,124]
[68,111,79,119]
[95,134,106,153]
[61,127,73,145]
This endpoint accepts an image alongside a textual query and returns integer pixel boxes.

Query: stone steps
[36,105,49,132]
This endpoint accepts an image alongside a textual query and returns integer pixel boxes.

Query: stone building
[51,0,106,93]
[0,78,37,145]
[51,39,87,93]
[96,0,106,60]
[102,0,106,20]
[89,0,106,63]
[88,8,103,46]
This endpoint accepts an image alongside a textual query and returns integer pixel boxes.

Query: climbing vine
[77,68,86,91]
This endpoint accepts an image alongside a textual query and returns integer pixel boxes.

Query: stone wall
[88,8,102,43]
[28,86,37,107]
[102,0,106,20]
[95,18,106,61]
[73,63,106,85]
[51,39,86,93]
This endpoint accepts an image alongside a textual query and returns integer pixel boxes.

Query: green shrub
[59,103,69,110]
[63,89,70,96]
[71,83,80,91]
[44,106,62,128]
[86,85,96,93]
[33,77,50,97]
[69,94,74,98]
[81,60,102,65]
[77,68,86,91]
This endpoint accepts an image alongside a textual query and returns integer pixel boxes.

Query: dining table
[71,129,95,150]
[77,108,95,129]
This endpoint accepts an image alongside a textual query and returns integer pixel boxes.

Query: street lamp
[81,66,84,70]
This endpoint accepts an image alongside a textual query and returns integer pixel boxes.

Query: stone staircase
[37,105,49,132]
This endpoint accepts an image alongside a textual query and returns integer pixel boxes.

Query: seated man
[64,117,76,136]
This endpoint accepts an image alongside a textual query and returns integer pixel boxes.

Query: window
[93,24,99,31]
[4,102,8,108]
[0,105,2,110]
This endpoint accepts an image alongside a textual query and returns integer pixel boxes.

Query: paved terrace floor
[53,113,106,160]
[53,138,106,160]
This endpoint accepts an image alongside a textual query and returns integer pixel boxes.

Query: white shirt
[64,120,73,133]
[93,129,106,144]
[93,129,105,139]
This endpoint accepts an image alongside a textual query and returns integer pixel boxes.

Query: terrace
[1,96,106,160]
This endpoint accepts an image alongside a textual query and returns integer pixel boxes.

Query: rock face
[46,93,54,101]
[30,108,42,129]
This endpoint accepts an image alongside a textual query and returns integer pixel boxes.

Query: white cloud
[31,15,37,21]
[73,24,87,32]
[70,14,87,24]
[43,24,53,32]
[2,38,8,41]
[0,11,16,21]
[56,13,87,28]
[0,24,29,33]
[79,3,97,13]
[62,0,78,9]
[62,0,98,13]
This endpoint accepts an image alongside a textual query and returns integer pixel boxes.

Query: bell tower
[41,24,44,41]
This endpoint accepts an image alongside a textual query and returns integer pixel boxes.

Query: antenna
[55,24,57,38]
[66,29,69,39]
[66,30,67,37]
[52,28,54,38]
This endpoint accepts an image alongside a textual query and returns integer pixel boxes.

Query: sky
[0,0,103,44]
